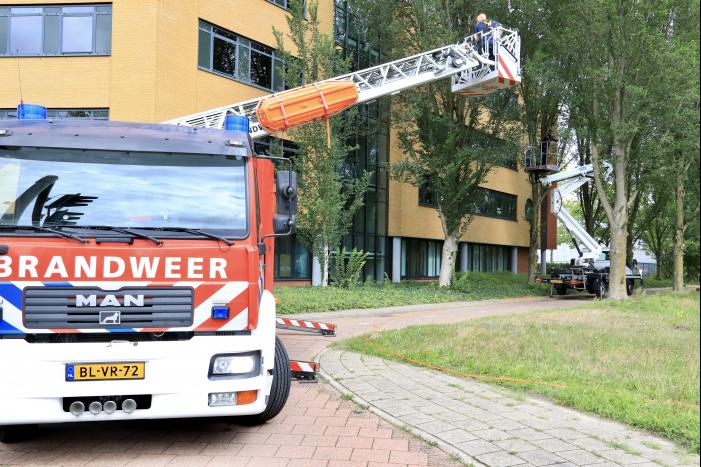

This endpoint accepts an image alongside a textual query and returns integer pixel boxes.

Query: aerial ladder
[164,26,520,376]
[164,26,521,138]
[535,164,644,298]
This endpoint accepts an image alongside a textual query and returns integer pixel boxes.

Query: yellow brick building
[0,0,531,284]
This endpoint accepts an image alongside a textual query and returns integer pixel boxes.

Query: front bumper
[0,333,275,425]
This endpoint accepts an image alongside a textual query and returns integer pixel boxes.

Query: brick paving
[320,349,700,467]
[0,383,461,466]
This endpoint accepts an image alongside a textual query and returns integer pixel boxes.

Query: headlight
[209,352,260,379]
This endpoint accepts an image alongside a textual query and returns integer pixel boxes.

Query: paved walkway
[320,349,699,467]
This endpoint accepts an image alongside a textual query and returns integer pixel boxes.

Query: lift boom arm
[164,27,520,139]
[540,164,604,261]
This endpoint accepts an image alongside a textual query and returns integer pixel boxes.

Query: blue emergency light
[17,104,47,120]
[224,114,250,133]
[211,304,230,320]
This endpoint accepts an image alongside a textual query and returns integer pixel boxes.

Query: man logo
[75,294,145,307]
[99,311,121,325]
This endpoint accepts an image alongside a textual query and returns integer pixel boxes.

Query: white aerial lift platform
[534,163,644,298]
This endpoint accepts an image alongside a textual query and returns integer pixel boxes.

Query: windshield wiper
[0,225,87,243]
[77,226,163,246]
[156,227,234,246]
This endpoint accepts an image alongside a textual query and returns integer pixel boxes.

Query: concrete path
[320,349,699,467]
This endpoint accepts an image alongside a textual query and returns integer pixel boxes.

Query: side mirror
[273,213,296,235]
[274,170,297,235]
[276,170,297,215]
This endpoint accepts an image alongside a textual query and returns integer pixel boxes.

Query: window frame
[0,4,112,57]
[0,107,109,120]
[198,19,286,93]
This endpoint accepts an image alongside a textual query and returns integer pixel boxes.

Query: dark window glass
[469,243,511,272]
[401,238,443,279]
[274,235,311,280]
[468,188,517,220]
[250,49,272,89]
[43,14,60,54]
[418,175,438,207]
[213,36,236,76]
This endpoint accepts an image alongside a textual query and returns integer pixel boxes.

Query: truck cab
[0,119,291,438]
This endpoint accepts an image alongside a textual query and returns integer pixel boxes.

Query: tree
[560,0,676,299]
[273,0,370,286]
[355,0,519,287]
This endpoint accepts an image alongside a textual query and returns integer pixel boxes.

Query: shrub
[334,248,368,288]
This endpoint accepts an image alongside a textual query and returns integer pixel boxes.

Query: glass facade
[401,238,442,279]
[468,243,511,272]
[198,20,286,92]
[0,5,112,56]
[0,108,109,119]
[335,0,388,282]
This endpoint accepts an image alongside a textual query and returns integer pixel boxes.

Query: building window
[0,5,112,56]
[267,0,305,10]
[198,20,285,92]
[418,175,438,207]
[0,108,109,120]
[401,238,442,279]
[275,234,311,280]
[471,188,517,221]
[469,243,511,272]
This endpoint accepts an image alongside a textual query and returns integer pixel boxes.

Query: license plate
[66,362,145,381]
[551,279,563,284]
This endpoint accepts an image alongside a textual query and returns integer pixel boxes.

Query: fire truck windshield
[0,149,248,238]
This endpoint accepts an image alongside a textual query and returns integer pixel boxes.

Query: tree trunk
[528,176,542,281]
[321,244,330,287]
[673,167,685,292]
[607,155,629,300]
[438,231,459,287]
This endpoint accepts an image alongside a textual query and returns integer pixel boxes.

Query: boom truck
[0,26,520,440]
[532,163,644,298]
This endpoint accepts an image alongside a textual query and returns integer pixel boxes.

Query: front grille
[23,287,194,329]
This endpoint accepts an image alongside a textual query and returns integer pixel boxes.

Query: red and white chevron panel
[276,317,336,336]
[290,359,319,381]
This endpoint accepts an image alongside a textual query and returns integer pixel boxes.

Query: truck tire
[595,279,606,299]
[235,336,291,425]
[626,279,634,296]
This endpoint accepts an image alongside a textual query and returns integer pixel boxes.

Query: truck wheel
[235,336,291,425]
[626,279,634,296]
[596,280,606,299]
[554,285,568,295]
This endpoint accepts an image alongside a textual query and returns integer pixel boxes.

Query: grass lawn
[275,272,549,314]
[342,292,701,452]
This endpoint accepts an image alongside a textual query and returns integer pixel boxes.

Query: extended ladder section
[540,164,603,262]
[164,27,520,139]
